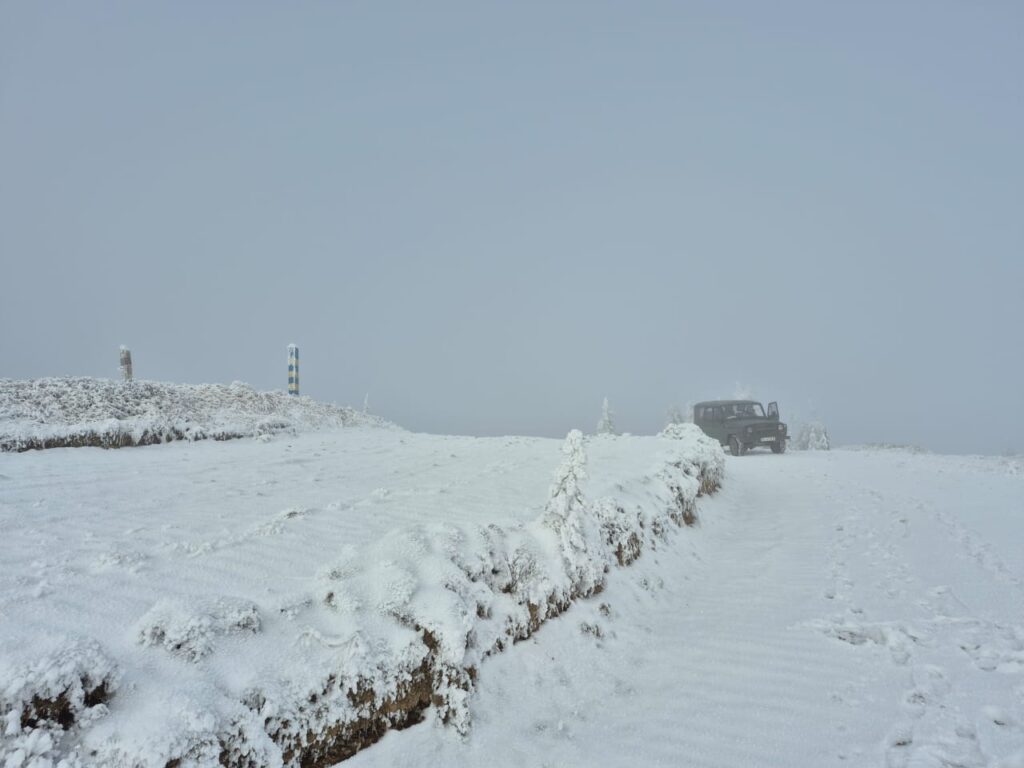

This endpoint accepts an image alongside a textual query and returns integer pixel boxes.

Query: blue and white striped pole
[287,344,299,396]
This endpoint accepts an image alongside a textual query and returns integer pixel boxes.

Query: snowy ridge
[0,377,391,452]
[0,426,724,767]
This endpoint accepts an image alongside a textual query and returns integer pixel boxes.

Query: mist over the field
[2,2,1021,453]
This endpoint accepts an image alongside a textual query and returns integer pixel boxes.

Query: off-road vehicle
[693,400,788,456]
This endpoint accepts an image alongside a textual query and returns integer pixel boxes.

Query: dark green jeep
[693,400,788,456]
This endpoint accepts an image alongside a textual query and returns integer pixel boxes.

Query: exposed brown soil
[20,681,111,731]
[3,429,247,453]
[288,661,435,768]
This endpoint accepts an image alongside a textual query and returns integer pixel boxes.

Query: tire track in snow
[567,456,898,767]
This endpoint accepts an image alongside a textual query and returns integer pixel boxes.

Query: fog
[2,2,1021,454]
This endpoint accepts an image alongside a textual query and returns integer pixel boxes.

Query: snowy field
[2,427,1022,766]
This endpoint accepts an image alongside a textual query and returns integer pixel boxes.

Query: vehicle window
[724,403,765,418]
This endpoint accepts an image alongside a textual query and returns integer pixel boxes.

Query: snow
[2,402,1022,766]
[0,420,722,766]
[343,448,1024,768]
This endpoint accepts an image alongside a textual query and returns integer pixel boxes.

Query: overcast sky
[1,2,1021,453]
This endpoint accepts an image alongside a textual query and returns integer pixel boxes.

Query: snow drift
[0,426,724,767]
[0,377,389,452]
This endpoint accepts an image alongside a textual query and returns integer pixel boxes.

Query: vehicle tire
[771,440,786,454]
[729,436,746,457]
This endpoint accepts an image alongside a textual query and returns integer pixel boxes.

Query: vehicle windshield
[724,402,764,419]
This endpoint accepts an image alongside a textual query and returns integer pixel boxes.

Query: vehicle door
[708,406,726,443]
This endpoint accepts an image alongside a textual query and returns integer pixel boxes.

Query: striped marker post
[120,346,133,382]
[287,344,299,396]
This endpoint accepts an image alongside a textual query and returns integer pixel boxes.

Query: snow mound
[659,422,726,495]
[0,377,393,452]
[258,428,725,764]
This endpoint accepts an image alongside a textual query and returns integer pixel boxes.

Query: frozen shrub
[0,377,393,452]
[793,421,831,451]
[593,499,643,566]
[595,398,618,436]
[542,430,606,597]
[0,639,119,767]
[136,597,262,662]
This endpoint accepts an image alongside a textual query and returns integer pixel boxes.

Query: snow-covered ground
[2,429,1022,766]
[349,449,1024,768]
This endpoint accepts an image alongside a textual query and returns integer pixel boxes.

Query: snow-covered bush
[136,597,262,662]
[793,421,831,451]
[592,499,643,566]
[659,422,726,494]
[0,639,120,768]
[542,430,605,599]
[263,428,722,765]
[0,377,392,452]
[595,397,618,436]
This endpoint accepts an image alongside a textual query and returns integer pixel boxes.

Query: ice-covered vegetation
[0,377,389,452]
[792,420,831,451]
[595,397,617,436]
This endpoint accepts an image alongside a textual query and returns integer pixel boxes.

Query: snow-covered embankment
[0,425,723,767]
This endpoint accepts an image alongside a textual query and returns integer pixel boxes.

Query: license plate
[760,436,775,442]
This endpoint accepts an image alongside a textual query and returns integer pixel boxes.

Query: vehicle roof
[693,400,762,408]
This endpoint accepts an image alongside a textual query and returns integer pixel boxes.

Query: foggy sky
[2,2,1022,454]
